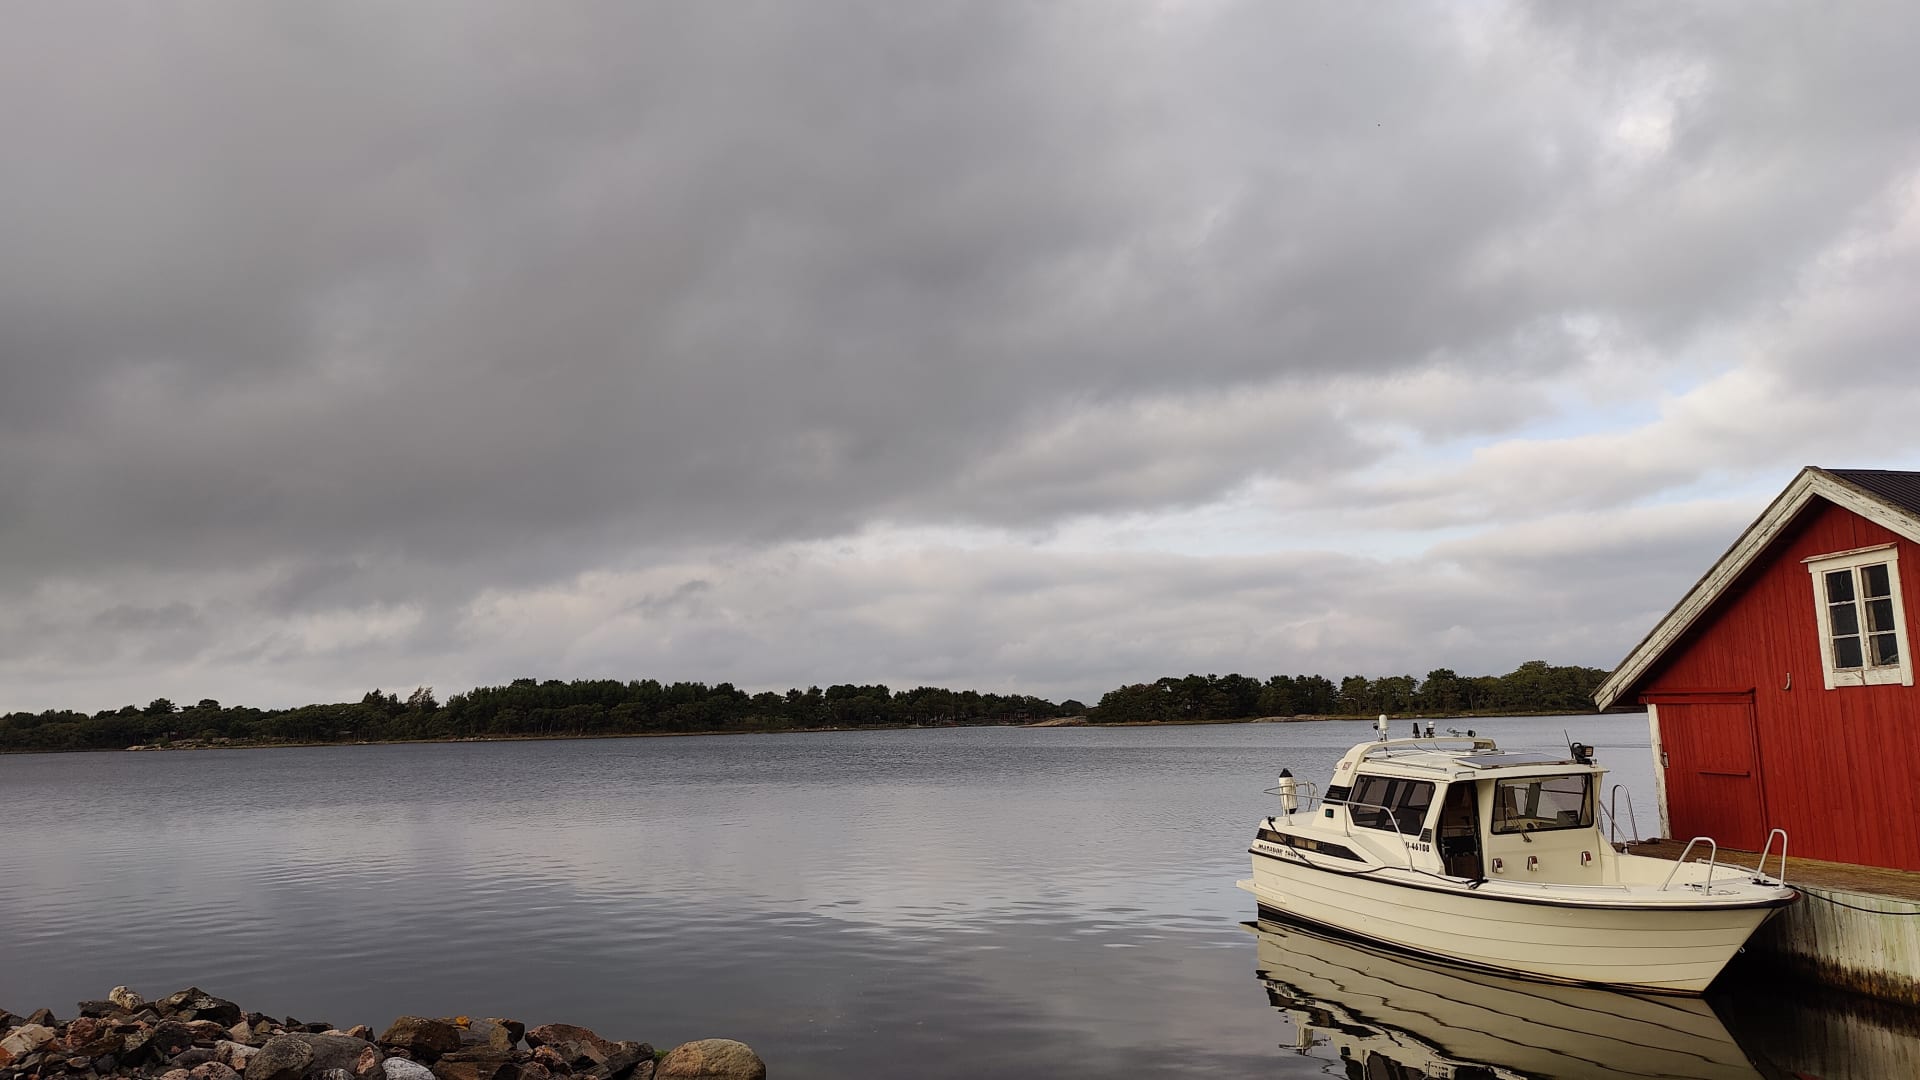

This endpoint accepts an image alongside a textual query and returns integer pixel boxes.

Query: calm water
[1,715,1913,1078]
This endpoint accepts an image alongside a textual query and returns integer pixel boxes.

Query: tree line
[0,660,1611,753]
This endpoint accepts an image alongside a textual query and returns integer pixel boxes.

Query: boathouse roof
[1593,466,1920,711]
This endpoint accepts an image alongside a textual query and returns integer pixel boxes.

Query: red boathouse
[1594,467,1920,872]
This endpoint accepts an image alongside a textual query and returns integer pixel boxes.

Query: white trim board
[1593,467,1920,711]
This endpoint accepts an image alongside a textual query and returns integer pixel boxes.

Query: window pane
[1491,775,1591,833]
[1834,636,1864,669]
[1868,597,1898,633]
[1830,602,1859,636]
[1862,563,1892,599]
[1826,569,1856,602]
[1872,633,1901,666]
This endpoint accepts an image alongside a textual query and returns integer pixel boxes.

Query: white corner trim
[1647,703,1670,840]
[1593,468,1920,710]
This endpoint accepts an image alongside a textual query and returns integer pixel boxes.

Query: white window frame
[1805,543,1913,689]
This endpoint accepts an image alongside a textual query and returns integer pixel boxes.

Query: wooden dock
[1628,839,1920,1005]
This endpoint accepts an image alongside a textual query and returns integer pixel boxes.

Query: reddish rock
[523,1026,613,1068]
[64,1016,103,1048]
[379,1018,463,1063]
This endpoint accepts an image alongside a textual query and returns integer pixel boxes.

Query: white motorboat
[1239,721,1797,994]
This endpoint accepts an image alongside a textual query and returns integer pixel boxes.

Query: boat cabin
[1311,738,1611,884]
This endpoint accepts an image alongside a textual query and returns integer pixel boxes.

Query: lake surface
[3,715,1915,1078]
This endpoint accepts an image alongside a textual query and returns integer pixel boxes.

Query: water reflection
[1249,917,1757,1079]
[1249,917,1920,1080]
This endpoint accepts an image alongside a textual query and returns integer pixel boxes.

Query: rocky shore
[1,989,762,1080]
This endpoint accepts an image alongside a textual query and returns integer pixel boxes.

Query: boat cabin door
[1437,781,1483,879]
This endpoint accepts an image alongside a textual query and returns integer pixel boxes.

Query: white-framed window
[1805,544,1913,688]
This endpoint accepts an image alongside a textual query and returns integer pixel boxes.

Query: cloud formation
[5,2,1920,711]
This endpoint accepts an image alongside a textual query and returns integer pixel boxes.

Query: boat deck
[1626,839,1920,901]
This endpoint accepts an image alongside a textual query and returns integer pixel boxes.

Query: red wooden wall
[1637,499,1920,871]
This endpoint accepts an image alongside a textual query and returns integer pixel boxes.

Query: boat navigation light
[1424,721,1436,738]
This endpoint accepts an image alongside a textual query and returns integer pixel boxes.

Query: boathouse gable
[1595,467,1920,872]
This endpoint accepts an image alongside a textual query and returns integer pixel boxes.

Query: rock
[382,1057,435,1080]
[192,1063,243,1080]
[230,1022,254,1044]
[523,1027,613,1069]
[316,1069,355,1080]
[157,990,244,1027]
[528,1046,571,1074]
[281,1034,382,1079]
[24,1010,55,1028]
[215,1041,260,1070]
[172,1046,220,1069]
[75,1001,132,1021]
[459,1021,514,1053]
[126,1021,197,1065]
[160,1069,193,1080]
[188,1020,235,1042]
[246,1035,314,1080]
[63,1017,102,1048]
[429,1049,519,1080]
[484,1022,524,1048]
[343,1027,374,1043]
[72,1032,126,1059]
[654,1041,763,1080]
[2,1025,60,1062]
[378,1019,462,1064]
[578,1042,652,1080]
[110,987,148,1013]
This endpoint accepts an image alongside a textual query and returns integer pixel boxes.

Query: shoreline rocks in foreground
[1,988,762,1080]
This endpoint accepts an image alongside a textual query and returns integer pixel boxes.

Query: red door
[1656,695,1767,850]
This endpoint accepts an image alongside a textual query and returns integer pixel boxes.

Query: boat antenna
[1376,714,1389,742]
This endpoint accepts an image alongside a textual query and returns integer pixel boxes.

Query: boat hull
[1244,848,1786,994]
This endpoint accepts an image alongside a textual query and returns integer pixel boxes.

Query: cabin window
[1490,775,1591,834]
[1805,545,1913,689]
[1347,776,1434,836]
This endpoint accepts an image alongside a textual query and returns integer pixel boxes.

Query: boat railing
[1603,784,1642,846]
[1336,798,1421,871]
[1756,828,1789,886]
[1262,779,1322,821]
[1357,736,1494,763]
[1658,836,1719,893]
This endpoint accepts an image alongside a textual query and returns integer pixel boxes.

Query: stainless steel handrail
[1261,779,1320,821]
[1660,836,1719,892]
[1606,784,1642,846]
[1756,828,1790,886]
[1337,797,1424,871]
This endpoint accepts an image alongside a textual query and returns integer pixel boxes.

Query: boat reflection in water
[1247,916,1760,1080]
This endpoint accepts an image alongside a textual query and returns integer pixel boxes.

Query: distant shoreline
[0,709,1643,756]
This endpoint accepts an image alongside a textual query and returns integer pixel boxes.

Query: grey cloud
[5,2,1920,709]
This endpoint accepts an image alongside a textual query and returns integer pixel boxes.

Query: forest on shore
[0,660,1611,753]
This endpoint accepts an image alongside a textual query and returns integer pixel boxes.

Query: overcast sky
[5,2,1920,712]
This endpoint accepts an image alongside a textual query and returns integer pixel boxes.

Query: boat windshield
[1490,774,1592,833]
[1348,775,1435,836]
